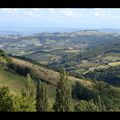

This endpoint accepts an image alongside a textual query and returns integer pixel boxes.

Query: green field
[0,67,26,95]
[0,67,56,102]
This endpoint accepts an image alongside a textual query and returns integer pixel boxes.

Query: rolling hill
[11,57,94,88]
[0,55,94,107]
[1,50,120,111]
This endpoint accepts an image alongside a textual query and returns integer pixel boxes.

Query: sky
[0,8,120,29]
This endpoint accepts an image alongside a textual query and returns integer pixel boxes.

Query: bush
[72,82,97,101]
[0,86,13,112]
[74,100,98,112]
[13,96,36,112]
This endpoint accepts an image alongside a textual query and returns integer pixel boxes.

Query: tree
[95,95,106,112]
[87,99,99,112]
[20,73,36,112]
[74,100,89,112]
[22,73,35,99]
[74,99,98,112]
[0,86,13,112]
[36,81,49,112]
[72,82,96,100]
[53,68,72,112]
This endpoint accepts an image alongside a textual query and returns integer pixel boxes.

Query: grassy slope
[3,56,120,111]
[8,57,96,108]
[0,67,56,103]
[0,67,25,95]
[11,57,94,89]
[0,56,97,110]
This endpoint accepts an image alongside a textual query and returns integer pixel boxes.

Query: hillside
[11,57,94,88]
[0,50,25,95]
[1,52,120,111]
[1,29,120,87]
[0,55,94,106]
[1,29,120,111]
[0,67,25,95]
[0,50,93,98]
[1,30,120,87]
[0,49,11,64]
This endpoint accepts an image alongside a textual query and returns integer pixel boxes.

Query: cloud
[0,8,18,11]
[94,12,119,19]
[59,10,78,18]
[1,8,120,28]
[0,8,42,19]
[0,8,18,13]
[0,8,81,20]
[94,12,101,17]
[23,11,35,16]
[47,9,81,18]
[93,8,103,11]
[48,8,56,14]
[24,11,42,19]
[0,8,19,18]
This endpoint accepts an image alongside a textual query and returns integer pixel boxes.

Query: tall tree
[20,73,36,112]
[95,95,106,112]
[53,68,71,112]
[22,73,35,99]
[36,81,49,112]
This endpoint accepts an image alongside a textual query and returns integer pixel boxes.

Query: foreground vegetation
[0,69,109,112]
[1,49,120,112]
[1,68,120,112]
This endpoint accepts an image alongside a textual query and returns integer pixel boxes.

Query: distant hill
[0,31,23,35]
[1,28,120,36]
[98,28,120,33]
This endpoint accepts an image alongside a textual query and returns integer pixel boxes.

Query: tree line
[0,68,107,112]
[0,68,72,112]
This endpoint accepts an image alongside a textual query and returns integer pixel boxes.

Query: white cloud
[0,8,18,13]
[0,8,81,20]
[94,12,119,19]
[59,10,76,18]
[48,8,56,14]
[94,12,101,17]
[23,11,34,16]
[93,8,103,11]
[47,9,81,18]
[60,9,80,18]
[0,8,19,17]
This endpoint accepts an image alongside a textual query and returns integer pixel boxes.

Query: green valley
[1,30,120,112]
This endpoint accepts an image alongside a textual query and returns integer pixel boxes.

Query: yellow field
[108,62,120,66]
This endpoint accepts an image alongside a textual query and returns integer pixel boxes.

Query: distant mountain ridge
[0,28,120,35]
